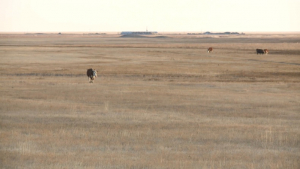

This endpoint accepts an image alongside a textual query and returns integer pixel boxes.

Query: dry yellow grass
[0,34,300,169]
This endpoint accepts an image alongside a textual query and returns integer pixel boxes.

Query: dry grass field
[0,33,300,169]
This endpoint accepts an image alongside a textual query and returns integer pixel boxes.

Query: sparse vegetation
[0,34,300,169]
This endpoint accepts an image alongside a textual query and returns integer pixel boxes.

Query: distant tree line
[187,32,245,35]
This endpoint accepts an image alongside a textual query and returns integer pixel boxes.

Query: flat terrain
[1,34,300,169]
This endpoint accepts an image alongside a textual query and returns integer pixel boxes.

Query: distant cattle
[264,49,269,54]
[207,47,213,53]
[87,68,97,83]
[256,49,269,55]
[256,49,265,55]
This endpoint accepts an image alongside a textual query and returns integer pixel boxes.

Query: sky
[1,0,300,32]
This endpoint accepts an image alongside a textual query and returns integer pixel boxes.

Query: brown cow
[264,49,269,54]
[207,47,213,53]
[87,68,97,83]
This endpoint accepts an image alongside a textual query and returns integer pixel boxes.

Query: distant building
[203,31,211,35]
[121,31,158,35]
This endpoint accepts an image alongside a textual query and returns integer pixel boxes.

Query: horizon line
[1,31,300,34]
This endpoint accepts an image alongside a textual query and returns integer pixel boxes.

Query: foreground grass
[1,77,299,169]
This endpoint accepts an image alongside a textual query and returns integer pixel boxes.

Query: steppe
[0,33,300,169]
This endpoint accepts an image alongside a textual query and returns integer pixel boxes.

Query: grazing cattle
[264,49,269,54]
[207,47,213,53]
[87,68,97,83]
[256,49,265,55]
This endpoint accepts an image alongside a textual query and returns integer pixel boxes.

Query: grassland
[0,34,300,169]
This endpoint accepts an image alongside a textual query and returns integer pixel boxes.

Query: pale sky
[1,0,300,32]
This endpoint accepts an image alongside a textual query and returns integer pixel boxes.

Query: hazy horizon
[1,0,300,33]
[2,31,300,34]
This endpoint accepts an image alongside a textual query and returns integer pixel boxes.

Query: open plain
[0,33,300,169]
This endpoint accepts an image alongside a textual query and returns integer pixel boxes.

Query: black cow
[87,68,97,83]
[256,49,265,55]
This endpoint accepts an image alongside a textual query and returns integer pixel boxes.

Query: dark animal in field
[264,49,269,54]
[256,49,269,55]
[207,47,213,53]
[87,68,97,83]
[256,49,265,54]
